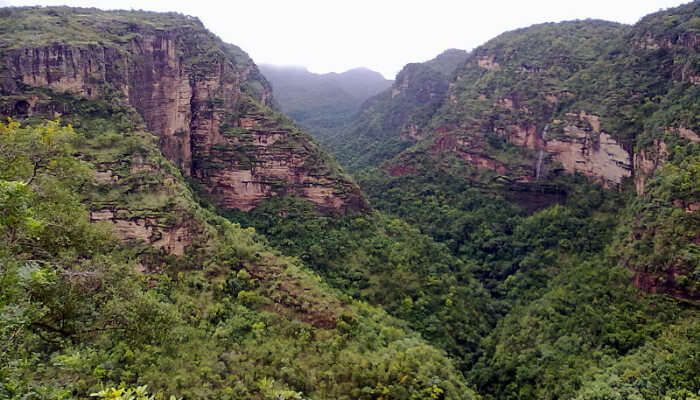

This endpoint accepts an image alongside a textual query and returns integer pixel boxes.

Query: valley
[0,3,698,400]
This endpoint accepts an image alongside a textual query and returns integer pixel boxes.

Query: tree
[0,119,86,185]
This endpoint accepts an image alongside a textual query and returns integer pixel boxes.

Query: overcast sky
[0,0,690,79]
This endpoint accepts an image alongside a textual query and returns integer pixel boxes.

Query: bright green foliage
[334,6,700,395]
[0,119,85,184]
[228,197,497,368]
[90,385,179,400]
[352,151,697,400]
[0,181,40,247]
[358,166,618,294]
[0,116,478,400]
[573,318,700,400]
[471,259,693,400]
[1,3,699,400]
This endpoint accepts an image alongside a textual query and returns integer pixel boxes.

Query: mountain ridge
[1,6,367,214]
[0,7,478,399]
[349,5,699,301]
[259,63,392,142]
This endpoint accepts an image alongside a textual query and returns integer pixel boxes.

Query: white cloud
[1,0,689,78]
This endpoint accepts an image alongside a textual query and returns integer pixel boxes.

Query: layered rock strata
[1,9,365,213]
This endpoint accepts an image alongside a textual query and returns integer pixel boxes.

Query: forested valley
[0,3,698,399]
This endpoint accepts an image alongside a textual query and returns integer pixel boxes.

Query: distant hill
[260,64,392,140]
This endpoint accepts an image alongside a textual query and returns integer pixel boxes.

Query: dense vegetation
[1,3,699,400]
[232,156,698,399]
[226,198,498,368]
[249,3,700,399]
[0,112,476,399]
[324,49,469,172]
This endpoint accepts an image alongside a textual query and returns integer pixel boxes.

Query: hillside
[326,49,468,172]
[0,7,477,399]
[257,3,698,399]
[0,115,476,399]
[237,5,698,399]
[361,4,699,299]
[259,65,391,141]
[1,3,699,400]
[0,6,366,214]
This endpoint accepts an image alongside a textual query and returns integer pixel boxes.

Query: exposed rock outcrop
[1,7,365,214]
[193,112,367,212]
[634,140,668,195]
[631,266,699,302]
[441,108,632,186]
[90,208,191,256]
[544,113,632,187]
[476,56,500,71]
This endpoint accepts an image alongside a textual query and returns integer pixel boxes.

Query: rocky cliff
[414,20,634,186]
[0,7,366,213]
[370,12,698,192]
[351,5,699,300]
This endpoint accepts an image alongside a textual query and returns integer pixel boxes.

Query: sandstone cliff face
[90,208,192,256]
[377,14,697,204]
[417,21,637,187]
[546,129,631,186]
[547,112,631,186]
[7,45,125,97]
[80,129,208,259]
[193,112,366,212]
[1,8,364,213]
[495,110,632,186]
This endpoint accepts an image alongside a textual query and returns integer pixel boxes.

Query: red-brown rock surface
[1,12,366,213]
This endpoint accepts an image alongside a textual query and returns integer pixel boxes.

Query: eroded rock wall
[194,114,366,212]
[90,208,192,256]
[2,25,365,213]
[545,112,631,187]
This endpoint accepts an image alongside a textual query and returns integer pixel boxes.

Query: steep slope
[259,64,391,141]
[388,20,630,184]
[0,8,485,399]
[225,196,499,370]
[0,6,366,213]
[0,59,478,400]
[381,8,697,190]
[327,49,468,172]
[352,4,698,297]
[387,5,698,299]
[609,3,700,301]
[1,4,698,400]
[345,5,699,400]
[0,8,499,398]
